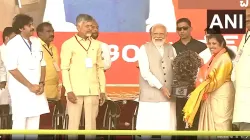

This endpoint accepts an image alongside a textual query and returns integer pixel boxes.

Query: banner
[0,0,244,86]
[46,33,242,85]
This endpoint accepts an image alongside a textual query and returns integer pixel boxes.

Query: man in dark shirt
[173,18,207,55]
[172,18,206,140]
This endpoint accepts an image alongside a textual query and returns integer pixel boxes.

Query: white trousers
[136,101,176,139]
[136,101,176,130]
[12,116,40,140]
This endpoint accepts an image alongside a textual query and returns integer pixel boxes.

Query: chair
[96,100,116,130]
[77,100,118,140]
[0,104,11,139]
[47,99,65,130]
[43,99,67,140]
[96,100,118,140]
[113,100,138,130]
[0,105,11,129]
[47,86,68,140]
[112,100,139,140]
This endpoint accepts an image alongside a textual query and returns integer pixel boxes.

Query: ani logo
[207,10,246,34]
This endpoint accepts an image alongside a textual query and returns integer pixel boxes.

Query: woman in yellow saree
[183,33,235,131]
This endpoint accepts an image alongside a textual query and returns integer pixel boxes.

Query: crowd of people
[0,10,249,140]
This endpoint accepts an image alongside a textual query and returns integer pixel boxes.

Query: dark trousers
[175,98,200,140]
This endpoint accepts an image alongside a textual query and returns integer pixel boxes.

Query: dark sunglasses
[177,26,189,31]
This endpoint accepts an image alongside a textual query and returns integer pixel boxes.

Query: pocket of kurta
[32,51,43,61]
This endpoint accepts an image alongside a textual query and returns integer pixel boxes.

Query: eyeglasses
[177,26,189,31]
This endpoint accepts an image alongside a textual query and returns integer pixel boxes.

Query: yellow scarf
[182,48,226,127]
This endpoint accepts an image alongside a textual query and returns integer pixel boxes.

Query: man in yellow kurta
[36,22,61,100]
[60,14,106,140]
[91,19,112,70]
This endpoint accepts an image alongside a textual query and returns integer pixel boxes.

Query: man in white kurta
[91,19,112,70]
[0,46,8,105]
[136,24,177,139]
[5,14,49,139]
[0,27,16,105]
[232,30,250,132]
[232,8,250,135]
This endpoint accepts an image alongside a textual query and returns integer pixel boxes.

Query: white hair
[150,23,167,47]
[150,23,167,34]
[76,14,93,26]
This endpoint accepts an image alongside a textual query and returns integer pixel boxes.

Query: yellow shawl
[183,48,232,127]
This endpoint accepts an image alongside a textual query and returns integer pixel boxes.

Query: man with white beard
[136,24,177,139]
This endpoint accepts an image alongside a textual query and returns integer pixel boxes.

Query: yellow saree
[183,48,233,128]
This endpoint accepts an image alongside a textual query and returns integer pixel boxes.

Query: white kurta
[136,101,176,130]
[99,41,112,70]
[5,35,50,120]
[1,44,7,64]
[233,32,250,124]
[136,45,177,130]
[0,89,10,105]
[0,44,9,105]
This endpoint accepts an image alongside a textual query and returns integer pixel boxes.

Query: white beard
[86,33,92,37]
[153,40,164,47]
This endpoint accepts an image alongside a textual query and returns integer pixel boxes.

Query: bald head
[150,24,167,47]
